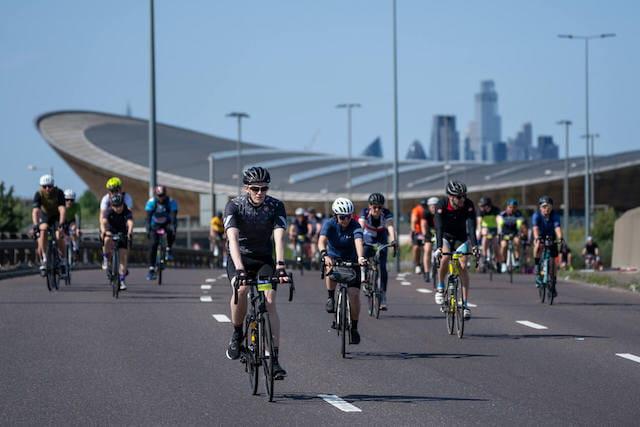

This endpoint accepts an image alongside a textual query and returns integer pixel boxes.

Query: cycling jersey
[421,209,436,236]
[584,242,598,256]
[103,206,133,233]
[33,187,65,218]
[478,206,500,230]
[434,198,478,249]
[292,217,309,236]
[145,197,178,227]
[410,205,424,234]
[359,207,393,243]
[224,194,287,257]
[531,210,561,237]
[100,192,133,211]
[210,216,224,234]
[320,217,363,261]
[64,203,81,226]
[498,210,524,235]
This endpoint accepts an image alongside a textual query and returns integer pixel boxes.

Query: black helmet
[446,180,467,197]
[419,198,429,207]
[368,192,385,205]
[478,196,492,207]
[111,193,124,207]
[155,185,167,196]
[538,195,553,206]
[243,166,271,184]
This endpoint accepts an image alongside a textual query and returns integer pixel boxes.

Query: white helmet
[295,207,305,216]
[39,174,54,186]
[332,197,354,215]
[64,189,76,200]
[427,197,439,206]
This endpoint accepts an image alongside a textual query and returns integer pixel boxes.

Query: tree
[77,190,100,227]
[0,182,28,232]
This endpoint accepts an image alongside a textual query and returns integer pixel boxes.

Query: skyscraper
[430,115,460,162]
[469,80,502,162]
[507,122,533,161]
[361,137,383,158]
[406,140,427,160]
[536,135,559,160]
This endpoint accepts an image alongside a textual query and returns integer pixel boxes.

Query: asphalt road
[1,266,639,426]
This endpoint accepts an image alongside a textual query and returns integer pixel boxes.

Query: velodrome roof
[36,111,640,202]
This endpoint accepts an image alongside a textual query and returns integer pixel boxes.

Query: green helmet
[106,177,122,190]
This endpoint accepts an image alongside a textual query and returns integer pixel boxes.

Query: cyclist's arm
[466,205,478,247]
[170,200,178,230]
[554,226,562,242]
[496,215,504,235]
[58,205,66,226]
[419,218,427,237]
[273,227,286,265]
[317,235,328,254]
[126,217,134,236]
[594,246,599,256]
[100,215,108,237]
[434,207,443,249]
[387,221,396,244]
[226,227,244,271]
[31,192,41,225]
[355,236,365,261]
[358,217,366,229]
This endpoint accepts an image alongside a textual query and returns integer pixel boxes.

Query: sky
[1,0,638,197]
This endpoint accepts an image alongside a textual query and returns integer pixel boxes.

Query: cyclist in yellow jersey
[476,197,502,268]
[209,211,226,267]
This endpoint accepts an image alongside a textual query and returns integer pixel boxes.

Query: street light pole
[557,120,572,231]
[208,154,216,216]
[226,112,249,195]
[336,103,361,199]
[558,32,615,240]
[148,0,157,198]
[392,0,400,273]
[590,133,599,219]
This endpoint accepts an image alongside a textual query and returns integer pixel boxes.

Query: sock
[273,347,279,359]
[119,274,126,282]
[437,282,445,289]
[234,325,243,335]
[328,289,335,299]
[351,320,358,330]
[535,258,540,265]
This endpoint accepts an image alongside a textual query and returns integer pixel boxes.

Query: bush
[0,182,30,232]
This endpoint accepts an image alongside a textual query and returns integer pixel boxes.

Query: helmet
[368,192,385,206]
[478,197,492,207]
[446,180,467,197]
[427,197,439,206]
[506,198,518,207]
[64,189,76,200]
[39,174,54,186]
[110,193,124,207]
[243,166,271,184]
[106,177,122,190]
[316,212,324,220]
[586,235,593,242]
[332,197,354,215]
[155,185,167,196]
[538,195,553,206]
[419,198,429,207]
[295,207,305,216]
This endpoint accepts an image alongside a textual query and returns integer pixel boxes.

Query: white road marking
[212,314,231,322]
[200,296,213,302]
[416,288,433,294]
[318,394,362,413]
[467,303,478,308]
[616,353,640,364]
[575,337,585,341]
[205,278,217,283]
[219,274,227,278]
[201,284,212,290]
[516,320,548,330]
[401,281,411,286]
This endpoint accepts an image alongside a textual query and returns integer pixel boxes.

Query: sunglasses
[248,185,269,193]
[42,185,53,189]
[371,205,382,210]
[337,214,351,221]
[452,195,465,200]
[540,204,551,208]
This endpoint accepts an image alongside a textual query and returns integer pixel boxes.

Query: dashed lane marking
[200,296,213,302]
[401,281,411,286]
[616,353,640,364]
[416,288,433,294]
[318,394,362,413]
[467,303,478,308]
[212,314,231,322]
[516,320,548,330]
[201,284,212,290]
[205,278,217,283]
[219,274,227,278]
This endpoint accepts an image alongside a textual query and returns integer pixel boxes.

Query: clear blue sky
[2,0,638,197]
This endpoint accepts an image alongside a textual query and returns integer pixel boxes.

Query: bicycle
[537,236,558,305]
[293,234,308,276]
[63,227,76,287]
[440,251,476,338]
[481,234,498,281]
[106,233,126,299]
[154,228,168,285]
[40,227,61,292]
[233,265,294,402]
[363,242,396,319]
[503,234,516,284]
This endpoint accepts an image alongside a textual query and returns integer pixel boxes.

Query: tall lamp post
[557,120,572,231]
[226,112,249,195]
[589,133,599,219]
[27,164,54,178]
[208,154,216,217]
[558,33,615,240]
[148,0,157,198]
[336,103,361,199]
[392,0,400,273]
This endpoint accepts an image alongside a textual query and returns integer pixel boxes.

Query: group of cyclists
[31,174,180,290]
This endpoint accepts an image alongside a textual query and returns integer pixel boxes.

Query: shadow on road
[557,302,640,307]
[469,333,607,340]
[347,351,495,360]
[281,393,489,404]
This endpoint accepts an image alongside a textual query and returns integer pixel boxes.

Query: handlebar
[363,241,398,258]
[233,273,295,305]
[440,252,479,268]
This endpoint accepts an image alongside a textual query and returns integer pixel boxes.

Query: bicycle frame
[538,236,557,305]
[442,252,475,338]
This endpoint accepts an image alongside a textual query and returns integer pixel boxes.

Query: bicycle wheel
[455,284,465,338]
[548,272,556,306]
[45,243,53,291]
[445,287,455,335]
[340,287,348,358]
[488,250,493,282]
[244,317,259,395]
[260,313,275,402]
[49,245,59,291]
[65,244,72,286]
[538,260,547,303]
[112,251,120,299]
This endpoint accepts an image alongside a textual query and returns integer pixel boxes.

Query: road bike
[234,265,294,402]
[106,233,127,299]
[363,242,395,319]
[537,236,558,305]
[440,251,476,338]
[503,234,516,284]
[479,233,497,281]
[293,234,308,276]
[154,228,168,285]
[41,227,61,292]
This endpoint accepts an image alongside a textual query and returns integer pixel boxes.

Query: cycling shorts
[227,254,277,291]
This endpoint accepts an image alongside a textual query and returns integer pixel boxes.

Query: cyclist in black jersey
[224,167,290,380]
[420,197,439,282]
[288,207,313,261]
[32,174,67,275]
[433,181,479,319]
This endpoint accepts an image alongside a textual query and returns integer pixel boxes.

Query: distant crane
[304,129,321,151]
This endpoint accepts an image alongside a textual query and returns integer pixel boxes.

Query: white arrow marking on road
[516,320,548,330]
[616,353,640,364]
[205,278,217,283]
[401,281,411,286]
[200,296,213,302]
[201,284,212,290]
[212,314,231,322]
[318,394,362,413]
[416,288,433,294]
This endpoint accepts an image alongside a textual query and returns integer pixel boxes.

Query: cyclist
[476,196,502,271]
[224,167,289,380]
[32,175,67,276]
[410,199,428,274]
[582,236,602,270]
[318,197,367,344]
[306,208,320,263]
[559,243,573,271]
[145,185,179,281]
[434,180,479,320]
[288,207,313,262]
[100,177,133,270]
[100,194,134,290]
[420,197,439,282]
[358,192,397,310]
[210,211,226,267]
[519,220,532,272]
[62,189,81,261]
[532,196,563,295]
[497,198,524,273]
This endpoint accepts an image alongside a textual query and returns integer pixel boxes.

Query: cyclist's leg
[37,220,48,261]
[481,228,489,257]
[379,246,388,293]
[424,241,432,276]
[166,226,175,250]
[103,232,114,258]
[500,239,508,263]
[456,241,470,302]
[265,288,280,347]
[347,269,361,322]
[226,256,249,328]
[148,229,160,268]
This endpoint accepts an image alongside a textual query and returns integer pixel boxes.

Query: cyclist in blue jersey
[531,196,563,293]
[318,197,367,344]
[358,192,397,310]
[145,185,179,280]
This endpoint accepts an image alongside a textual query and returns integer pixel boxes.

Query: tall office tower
[469,80,502,162]
[406,140,427,160]
[430,115,460,162]
[507,122,533,161]
[537,135,559,160]
[362,137,383,158]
